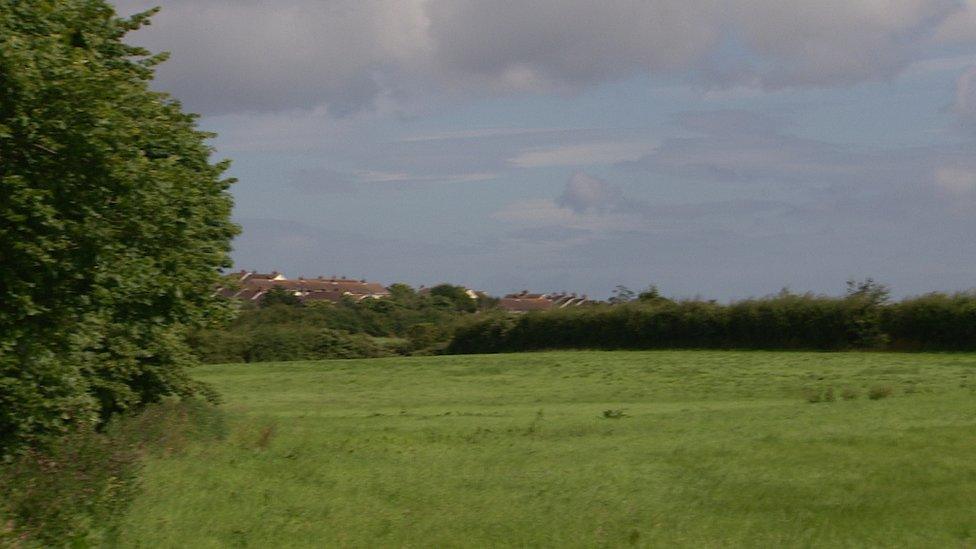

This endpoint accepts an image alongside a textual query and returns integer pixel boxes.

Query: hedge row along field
[449,291,976,354]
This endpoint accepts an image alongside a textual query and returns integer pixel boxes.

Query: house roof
[239,278,389,296]
[499,297,554,312]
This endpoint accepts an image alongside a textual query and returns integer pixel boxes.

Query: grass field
[116,351,976,547]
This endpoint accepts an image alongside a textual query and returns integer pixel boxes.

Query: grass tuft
[868,385,895,400]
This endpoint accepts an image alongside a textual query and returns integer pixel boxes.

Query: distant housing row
[219,270,592,312]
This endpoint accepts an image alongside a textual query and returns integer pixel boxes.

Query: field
[116,351,976,547]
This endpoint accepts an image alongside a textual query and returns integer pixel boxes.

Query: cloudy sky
[113,0,976,299]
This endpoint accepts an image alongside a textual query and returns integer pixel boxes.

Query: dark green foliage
[0,399,224,546]
[843,278,891,349]
[637,285,670,304]
[189,321,387,364]
[405,322,442,352]
[882,292,976,350]
[609,285,636,304]
[193,284,485,362]
[428,284,477,312]
[449,288,976,353]
[260,286,301,308]
[0,2,237,454]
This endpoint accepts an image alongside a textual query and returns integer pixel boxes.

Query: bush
[190,287,485,363]
[405,323,443,352]
[191,324,388,363]
[0,400,224,546]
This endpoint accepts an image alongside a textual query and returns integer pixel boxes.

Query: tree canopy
[0,1,237,454]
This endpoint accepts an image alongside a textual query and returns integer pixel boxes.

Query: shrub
[841,387,860,400]
[406,323,443,352]
[190,325,388,363]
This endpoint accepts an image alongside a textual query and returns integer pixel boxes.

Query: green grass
[116,351,976,547]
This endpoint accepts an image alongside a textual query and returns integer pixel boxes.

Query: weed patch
[0,400,224,547]
[868,385,894,400]
[804,387,837,404]
[602,409,627,419]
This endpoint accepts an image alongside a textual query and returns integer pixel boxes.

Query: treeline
[190,283,493,362]
[449,284,976,354]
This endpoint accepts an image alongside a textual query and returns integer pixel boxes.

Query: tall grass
[0,400,225,547]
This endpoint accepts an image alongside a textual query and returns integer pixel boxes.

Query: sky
[112,0,976,300]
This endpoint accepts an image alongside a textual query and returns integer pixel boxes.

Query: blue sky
[115,0,976,299]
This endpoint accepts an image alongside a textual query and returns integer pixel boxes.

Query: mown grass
[116,351,976,547]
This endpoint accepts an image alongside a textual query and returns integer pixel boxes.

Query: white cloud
[493,172,643,232]
[399,127,569,142]
[935,165,976,194]
[356,170,497,184]
[935,0,976,43]
[493,199,576,225]
[728,0,960,88]
[426,0,723,92]
[509,141,657,168]
[115,0,432,115]
[907,53,976,75]
[557,172,624,213]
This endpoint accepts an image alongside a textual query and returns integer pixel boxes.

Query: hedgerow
[449,290,976,353]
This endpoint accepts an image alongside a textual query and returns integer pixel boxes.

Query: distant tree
[428,284,477,312]
[405,322,440,351]
[387,283,418,306]
[846,278,890,306]
[261,286,301,308]
[637,285,670,304]
[608,285,636,304]
[0,2,237,454]
[476,294,500,311]
[844,278,890,348]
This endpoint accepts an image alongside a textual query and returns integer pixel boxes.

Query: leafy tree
[844,278,890,348]
[405,322,440,351]
[260,286,301,308]
[608,285,635,304]
[846,277,890,306]
[637,285,669,304]
[0,2,237,454]
[428,284,477,312]
[475,293,500,311]
[387,283,418,305]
